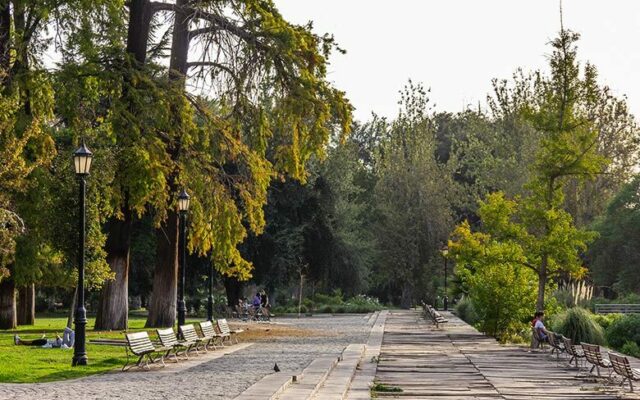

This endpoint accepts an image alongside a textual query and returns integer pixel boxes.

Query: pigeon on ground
[273,363,280,372]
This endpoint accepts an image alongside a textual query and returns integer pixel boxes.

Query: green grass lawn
[0,313,200,383]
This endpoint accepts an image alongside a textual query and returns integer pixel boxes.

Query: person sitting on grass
[14,327,75,349]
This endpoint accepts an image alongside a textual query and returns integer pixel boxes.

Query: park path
[375,309,638,399]
[0,315,371,400]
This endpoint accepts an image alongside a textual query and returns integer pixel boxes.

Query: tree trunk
[17,284,34,325]
[0,278,16,329]
[145,210,179,327]
[400,282,413,310]
[224,276,242,307]
[95,212,132,330]
[67,287,77,329]
[144,0,190,329]
[536,259,547,312]
[94,0,153,331]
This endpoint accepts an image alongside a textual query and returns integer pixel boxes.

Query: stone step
[234,372,295,400]
[346,310,389,400]
[312,343,366,400]
[276,355,340,400]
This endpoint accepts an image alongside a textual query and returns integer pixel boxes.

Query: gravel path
[0,315,371,400]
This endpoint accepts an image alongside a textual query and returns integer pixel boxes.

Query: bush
[621,341,640,358]
[454,298,479,326]
[605,314,640,349]
[592,313,622,330]
[321,305,334,313]
[551,307,606,345]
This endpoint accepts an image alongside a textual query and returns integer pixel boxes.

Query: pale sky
[274,1,640,122]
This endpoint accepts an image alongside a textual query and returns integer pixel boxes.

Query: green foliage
[454,297,479,326]
[605,314,640,349]
[371,82,453,307]
[621,341,640,358]
[591,313,622,330]
[589,177,640,295]
[550,307,605,345]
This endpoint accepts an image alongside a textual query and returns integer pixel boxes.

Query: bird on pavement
[274,363,280,372]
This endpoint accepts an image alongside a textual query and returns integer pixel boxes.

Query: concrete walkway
[374,310,639,399]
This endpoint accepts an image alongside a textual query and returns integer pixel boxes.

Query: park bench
[421,302,448,328]
[198,321,222,350]
[562,336,586,369]
[594,304,640,314]
[179,324,205,355]
[157,328,194,362]
[531,326,547,350]
[581,343,613,378]
[548,332,566,358]
[217,318,243,344]
[123,331,167,371]
[609,352,640,392]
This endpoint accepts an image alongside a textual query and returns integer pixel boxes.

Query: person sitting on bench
[533,311,550,342]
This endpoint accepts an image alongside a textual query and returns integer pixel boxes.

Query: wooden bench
[217,318,243,344]
[198,321,222,350]
[179,324,205,355]
[609,352,640,392]
[421,302,448,328]
[594,304,640,314]
[123,331,167,371]
[547,332,565,359]
[561,336,585,369]
[157,328,193,362]
[531,326,547,350]
[581,343,612,378]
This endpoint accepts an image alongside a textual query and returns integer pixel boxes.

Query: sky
[274,1,640,122]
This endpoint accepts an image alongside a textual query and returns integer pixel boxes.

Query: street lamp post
[442,245,449,311]
[207,262,214,321]
[72,141,93,367]
[177,189,190,328]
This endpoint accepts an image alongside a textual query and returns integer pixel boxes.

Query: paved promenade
[0,315,370,400]
[375,309,639,399]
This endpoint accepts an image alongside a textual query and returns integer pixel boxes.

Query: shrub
[621,341,640,358]
[592,313,622,330]
[605,314,640,349]
[454,298,479,326]
[321,305,334,313]
[551,307,606,345]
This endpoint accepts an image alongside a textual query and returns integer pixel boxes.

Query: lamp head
[73,141,93,176]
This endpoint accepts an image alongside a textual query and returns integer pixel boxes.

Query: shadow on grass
[37,357,124,382]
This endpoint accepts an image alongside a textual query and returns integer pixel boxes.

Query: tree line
[0,2,638,332]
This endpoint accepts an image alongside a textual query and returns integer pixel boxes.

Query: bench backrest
[125,331,155,355]
[217,318,231,335]
[609,352,634,378]
[157,328,179,347]
[199,321,216,338]
[581,343,606,366]
[562,336,577,356]
[180,324,201,342]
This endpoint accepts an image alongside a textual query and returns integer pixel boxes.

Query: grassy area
[0,313,202,383]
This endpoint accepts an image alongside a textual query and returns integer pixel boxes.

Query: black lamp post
[72,141,93,367]
[442,245,449,311]
[177,189,190,328]
[207,262,214,322]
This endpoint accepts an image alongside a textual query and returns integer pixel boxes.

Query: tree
[588,175,640,295]
[372,82,454,308]
[144,0,352,327]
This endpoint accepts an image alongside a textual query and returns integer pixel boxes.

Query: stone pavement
[0,314,371,400]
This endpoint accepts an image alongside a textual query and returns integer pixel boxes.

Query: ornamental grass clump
[551,307,606,345]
